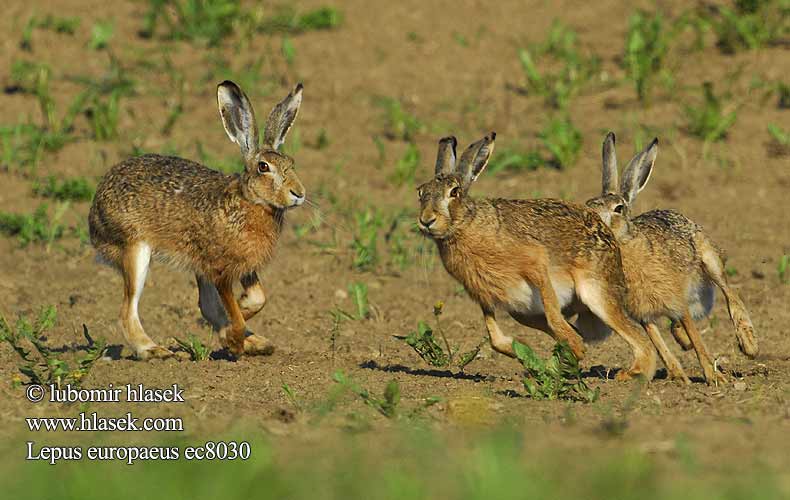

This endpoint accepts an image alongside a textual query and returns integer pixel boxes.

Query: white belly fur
[504,275,575,315]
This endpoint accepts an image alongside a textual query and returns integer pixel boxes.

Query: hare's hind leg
[644,323,691,385]
[679,311,727,385]
[197,275,230,331]
[575,279,656,381]
[697,239,758,358]
[120,242,171,360]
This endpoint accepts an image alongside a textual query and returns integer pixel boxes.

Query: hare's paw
[137,345,174,360]
[702,366,729,387]
[244,334,275,356]
[218,326,245,357]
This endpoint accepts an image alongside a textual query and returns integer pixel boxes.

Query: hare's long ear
[263,83,303,150]
[217,81,259,161]
[435,136,457,176]
[620,138,657,205]
[456,132,496,188]
[602,132,618,194]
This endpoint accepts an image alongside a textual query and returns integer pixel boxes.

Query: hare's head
[416,133,495,239]
[585,132,657,237]
[217,81,306,209]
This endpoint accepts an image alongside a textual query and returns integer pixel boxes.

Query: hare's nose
[290,189,304,200]
[419,216,436,228]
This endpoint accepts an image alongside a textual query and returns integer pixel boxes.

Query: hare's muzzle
[288,188,305,207]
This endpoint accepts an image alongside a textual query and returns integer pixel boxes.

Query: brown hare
[89,81,305,359]
[417,133,658,381]
[585,132,758,384]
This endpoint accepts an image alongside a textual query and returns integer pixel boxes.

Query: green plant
[35,15,81,34]
[624,10,675,103]
[709,0,789,54]
[779,254,789,284]
[0,307,106,388]
[32,176,95,202]
[390,143,421,186]
[140,0,247,46]
[768,123,789,145]
[374,97,423,141]
[281,36,296,65]
[257,6,343,34]
[518,21,601,110]
[174,334,210,361]
[332,371,400,418]
[404,302,484,371]
[86,90,122,141]
[347,282,370,320]
[351,208,384,270]
[683,82,737,142]
[0,204,67,248]
[89,20,115,50]
[195,141,244,173]
[539,116,583,168]
[513,340,599,402]
[487,146,544,174]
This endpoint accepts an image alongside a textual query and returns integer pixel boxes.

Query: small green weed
[709,0,789,54]
[174,334,210,361]
[624,10,675,103]
[405,302,484,371]
[0,307,106,389]
[86,90,122,141]
[347,282,370,320]
[32,176,95,202]
[89,20,115,50]
[683,82,737,142]
[281,36,296,65]
[0,204,67,248]
[351,208,384,271]
[779,254,789,284]
[374,97,423,141]
[512,340,599,402]
[390,143,421,186]
[518,21,601,110]
[258,6,342,34]
[539,115,583,168]
[139,0,246,46]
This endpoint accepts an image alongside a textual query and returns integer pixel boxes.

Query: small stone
[733,381,747,392]
[334,289,348,299]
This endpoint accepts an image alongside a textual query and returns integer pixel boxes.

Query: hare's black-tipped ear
[435,136,457,176]
[457,132,496,188]
[217,81,259,161]
[263,83,303,151]
[620,138,657,205]
[602,132,618,194]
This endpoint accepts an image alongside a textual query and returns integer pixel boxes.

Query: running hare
[417,133,657,381]
[89,81,306,359]
[585,132,758,384]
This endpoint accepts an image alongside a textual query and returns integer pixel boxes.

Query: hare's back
[90,154,232,245]
[493,198,618,254]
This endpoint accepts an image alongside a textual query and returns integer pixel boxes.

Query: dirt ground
[1,0,789,486]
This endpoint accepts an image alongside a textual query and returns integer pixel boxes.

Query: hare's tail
[695,233,758,358]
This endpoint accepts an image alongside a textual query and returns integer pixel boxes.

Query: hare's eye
[449,186,460,198]
[613,204,624,214]
[257,161,270,174]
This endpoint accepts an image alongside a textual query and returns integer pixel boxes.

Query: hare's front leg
[120,242,172,360]
[239,271,266,320]
[481,307,516,357]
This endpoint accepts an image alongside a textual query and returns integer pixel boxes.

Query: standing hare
[417,133,658,381]
[89,81,306,359]
[585,132,758,384]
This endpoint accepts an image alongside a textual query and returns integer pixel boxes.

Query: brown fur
[418,134,657,380]
[586,133,758,385]
[89,81,305,359]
